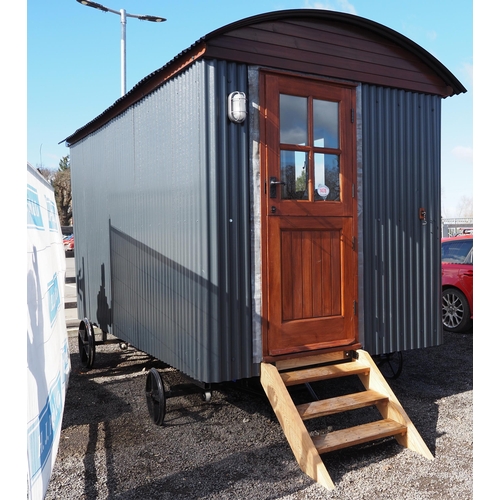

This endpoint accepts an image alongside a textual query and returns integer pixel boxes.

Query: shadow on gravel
[56,328,472,497]
[105,442,315,500]
[379,329,473,455]
[209,329,473,478]
[61,352,137,428]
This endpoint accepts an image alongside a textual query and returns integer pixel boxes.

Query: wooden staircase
[260,349,433,490]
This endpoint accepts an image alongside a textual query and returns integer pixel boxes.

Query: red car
[441,234,473,332]
[64,235,74,252]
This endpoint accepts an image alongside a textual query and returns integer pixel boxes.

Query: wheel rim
[145,368,166,425]
[442,291,465,329]
[78,319,95,369]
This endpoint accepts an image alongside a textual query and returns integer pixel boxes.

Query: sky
[25,0,472,218]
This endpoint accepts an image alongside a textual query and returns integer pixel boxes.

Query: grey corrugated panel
[71,60,257,384]
[71,113,134,326]
[213,61,254,381]
[361,85,443,355]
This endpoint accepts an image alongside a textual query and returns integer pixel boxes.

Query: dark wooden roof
[64,10,466,146]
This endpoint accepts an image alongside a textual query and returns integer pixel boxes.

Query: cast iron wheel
[145,368,166,425]
[78,318,96,369]
[442,288,471,333]
[375,351,403,379]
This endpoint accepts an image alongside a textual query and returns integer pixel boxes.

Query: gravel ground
[45,328,472,500]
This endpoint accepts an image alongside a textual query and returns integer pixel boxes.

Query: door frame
[259,69,359,361]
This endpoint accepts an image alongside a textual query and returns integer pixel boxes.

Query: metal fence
[441,218,473,237]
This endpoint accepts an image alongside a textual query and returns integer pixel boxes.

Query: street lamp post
[76,0,166,96]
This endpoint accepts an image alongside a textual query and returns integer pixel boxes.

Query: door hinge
[352,236,356,250]
[352,184,356,198]
[351,108,354,123]
[353,300,358,316]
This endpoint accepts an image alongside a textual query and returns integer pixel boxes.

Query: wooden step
[281,360,370,386]
[312,418,407,454]
[260,361,336,491]
[296,390,388,420]
[260,350,433,491]
[276,351,348,371]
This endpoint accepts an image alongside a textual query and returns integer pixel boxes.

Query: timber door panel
[261,72,358,358]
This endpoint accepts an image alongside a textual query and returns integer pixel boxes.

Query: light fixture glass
[228,91,247,123]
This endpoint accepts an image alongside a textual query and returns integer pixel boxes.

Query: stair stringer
[260,361,335,490]
[356,349,434,460]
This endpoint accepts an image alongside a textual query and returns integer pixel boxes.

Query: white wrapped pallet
[27,164,70,500]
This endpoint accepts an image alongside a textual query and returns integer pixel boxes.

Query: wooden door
[260,72,358,358]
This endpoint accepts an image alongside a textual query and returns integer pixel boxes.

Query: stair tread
[312,418,407,454]
[281,360,370,386]
[296,390,389,420]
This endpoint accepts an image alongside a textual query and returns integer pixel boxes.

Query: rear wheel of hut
[145,368,167,425]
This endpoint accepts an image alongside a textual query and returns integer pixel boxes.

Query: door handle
[270,177,285,198]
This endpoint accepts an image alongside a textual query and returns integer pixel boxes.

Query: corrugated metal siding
[70,59,257,384]
[360,85,443,355]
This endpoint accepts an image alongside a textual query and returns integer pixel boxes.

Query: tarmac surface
[49,255,473,499]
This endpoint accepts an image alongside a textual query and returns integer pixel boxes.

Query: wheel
[442,288,471,333]
[78,318,95,369]
[202,391,212,402]
[375,351,403,379]
[145,368,166,425]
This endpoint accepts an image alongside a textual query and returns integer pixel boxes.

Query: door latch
[269,177,285,198]
[419,207,427,225]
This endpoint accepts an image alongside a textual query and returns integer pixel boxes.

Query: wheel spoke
[375,352,403,379]
[442,289,470,332]
[150,389,161,403]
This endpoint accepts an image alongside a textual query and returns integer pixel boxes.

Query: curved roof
[64,9,466,146]
[206,10,465,91]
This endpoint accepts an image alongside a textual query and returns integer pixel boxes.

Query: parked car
[441,234,473,332]
[63,235,74,254]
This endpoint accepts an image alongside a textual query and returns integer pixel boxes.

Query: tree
[58,155,70,171]
[37,156,72,226]
[52,155,73,226]
[37,166,55,184]
[53,155,72,227]
[456,196,473,218]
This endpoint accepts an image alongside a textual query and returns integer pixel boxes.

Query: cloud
[304,0,357,15]
[426,30,438,42]
[452,146,473,162]
[461,62,473,86]
[336,0,357,14]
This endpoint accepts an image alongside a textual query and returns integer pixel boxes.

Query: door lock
[269,177,285,198]
[419,207,427,225]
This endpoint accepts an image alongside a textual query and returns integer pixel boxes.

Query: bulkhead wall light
[228,91,247,123]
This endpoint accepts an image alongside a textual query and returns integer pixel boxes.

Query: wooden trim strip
[260,362,335,490]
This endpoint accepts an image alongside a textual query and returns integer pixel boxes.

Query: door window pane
[313,99,339,149]
[281,151,308,200]
[314,153,340,201]
[280,94,307,145]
